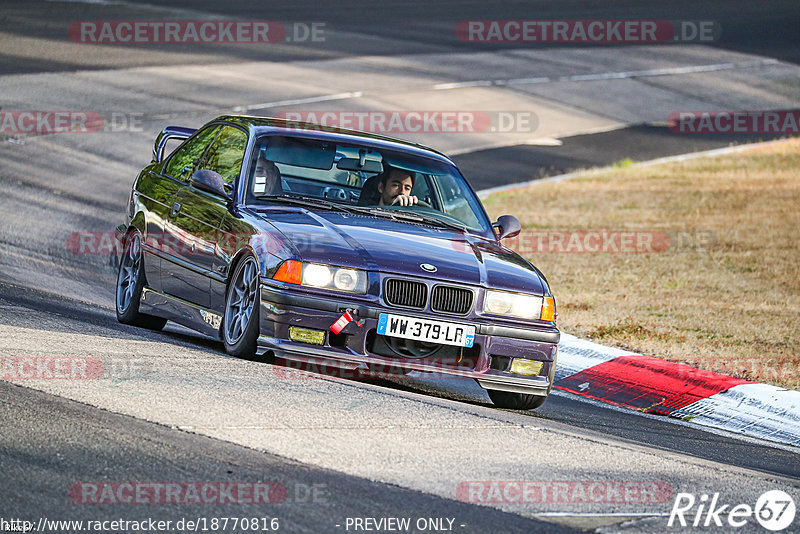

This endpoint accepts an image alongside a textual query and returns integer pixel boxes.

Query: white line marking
[499,76,551,86]
[432,80,494,90]
[531,512,670,517]
[446,137,565,156]
[232,91,364,112]
[558,59,779,82]
[433,59,781,91]
[46,0,123,3]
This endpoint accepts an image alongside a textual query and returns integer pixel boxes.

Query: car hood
[254,208,546,295]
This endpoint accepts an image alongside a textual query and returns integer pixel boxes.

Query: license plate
[377,313,475,348]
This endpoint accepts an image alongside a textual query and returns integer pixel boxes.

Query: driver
[252,153,283,196]
[377,166,418,206]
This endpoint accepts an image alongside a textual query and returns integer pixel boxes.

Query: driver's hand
[392,194,419,206]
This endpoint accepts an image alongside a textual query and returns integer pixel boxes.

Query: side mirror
[493,215,521,240]
[190,169,231,200]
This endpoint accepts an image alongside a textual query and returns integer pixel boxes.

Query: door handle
[172,202,181,215]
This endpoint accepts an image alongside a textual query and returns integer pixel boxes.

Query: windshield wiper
[259,194,344,211]
[347,206,466,232]
[405,213,467,232]
[261,195,389,217]
[259,196,388,220]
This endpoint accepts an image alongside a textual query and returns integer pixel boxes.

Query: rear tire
[115,231,167,330]
[487,390,548,410]
[223,255,260,359]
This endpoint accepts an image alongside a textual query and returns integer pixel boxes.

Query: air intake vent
[431,285,473,315]
[384,279,427,309]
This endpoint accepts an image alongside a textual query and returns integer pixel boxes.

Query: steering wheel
[391,196,431,208]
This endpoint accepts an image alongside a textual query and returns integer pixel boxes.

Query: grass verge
[483,138,800,389]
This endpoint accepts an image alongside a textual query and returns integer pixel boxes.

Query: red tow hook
[330,308,364,334]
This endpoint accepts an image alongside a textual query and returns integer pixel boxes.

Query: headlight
[302,263,333,287]
[484,290,555,321]
[273,260,368,294]
[333,268,361,292]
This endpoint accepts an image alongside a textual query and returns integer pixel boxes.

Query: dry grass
[483,138,800,389]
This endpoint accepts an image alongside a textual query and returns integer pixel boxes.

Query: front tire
[487,390,548,410]
[115,231,167,330]
[223,255,260,358]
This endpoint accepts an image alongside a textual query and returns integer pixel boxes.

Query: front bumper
[257,284,559,396]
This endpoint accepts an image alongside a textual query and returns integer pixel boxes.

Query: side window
[202,126,248,184]
[410,173,432,206]
[435,173,481,228]
[164,125,221,182]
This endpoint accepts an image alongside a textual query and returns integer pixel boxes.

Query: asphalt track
[1,380,568,534]
[452,125,797,191]
[1,1,799,533]
[3,282,800,480]
[2,0,799,74]
[2,281,799,532]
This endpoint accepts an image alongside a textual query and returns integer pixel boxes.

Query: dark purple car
[115,115,559,410]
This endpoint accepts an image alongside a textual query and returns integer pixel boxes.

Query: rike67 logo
[669,490,795,531]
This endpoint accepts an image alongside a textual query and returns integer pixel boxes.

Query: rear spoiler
[152,126,196,163]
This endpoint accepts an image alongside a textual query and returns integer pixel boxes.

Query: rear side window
[164,125,221,182]
[202,126,248,184]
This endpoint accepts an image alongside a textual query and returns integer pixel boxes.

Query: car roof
[213,115,457,167]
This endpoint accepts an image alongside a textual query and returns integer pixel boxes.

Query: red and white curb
[556,334,800,447]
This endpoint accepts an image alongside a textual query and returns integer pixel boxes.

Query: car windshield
[244,135,494,235]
